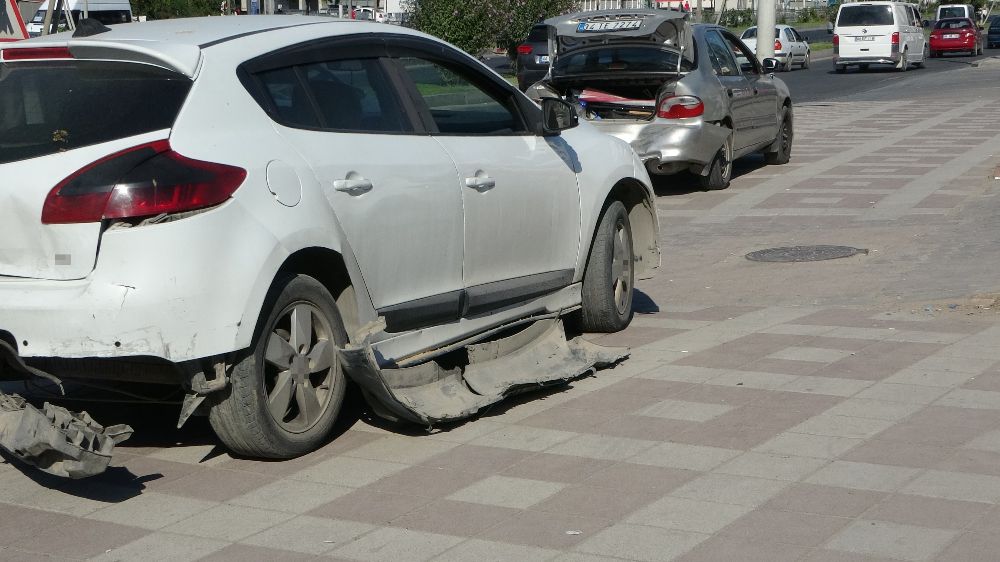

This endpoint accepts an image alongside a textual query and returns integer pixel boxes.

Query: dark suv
[988,16,1000,49]
[515,24,550,91]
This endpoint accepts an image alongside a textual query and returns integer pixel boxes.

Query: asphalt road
[778,47,1000,102]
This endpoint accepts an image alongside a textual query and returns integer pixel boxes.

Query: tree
[406,0,577,56]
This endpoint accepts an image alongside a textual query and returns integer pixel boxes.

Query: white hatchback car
[739,25,812,71]
[0,17,659,459]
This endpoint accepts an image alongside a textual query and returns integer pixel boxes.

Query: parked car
[739,24,811,71]
[515,23,550,91]
[529,10,793,191]
[0,16,660,459]
[833,1,928,72]
[987,16,1000,48]
[929,17,984,56]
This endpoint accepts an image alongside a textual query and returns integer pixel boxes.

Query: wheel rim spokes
[263,302,335,432]
[612,224,632,314]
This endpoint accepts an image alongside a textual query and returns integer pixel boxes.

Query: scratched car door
[704,30,756,150]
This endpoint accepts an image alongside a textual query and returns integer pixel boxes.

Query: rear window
[553,45,692,75]
[837,5,894,26]
[526,25,548,42]
[939,7,967,18]
[740,27,780,39]
[935,18,972,29]
[0,60,190,165]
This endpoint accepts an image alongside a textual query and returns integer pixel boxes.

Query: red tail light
[833,34,839,46]
[775,39,783,51]
[517,44,533,55]
[41,140,247,224]
[0,46,73,61]
[657,95,704,119]
[891,32,899,45]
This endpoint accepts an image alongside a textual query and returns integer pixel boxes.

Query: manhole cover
[746,245,868,263]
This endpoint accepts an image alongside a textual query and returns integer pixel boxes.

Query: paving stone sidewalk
[3,72,1000,561]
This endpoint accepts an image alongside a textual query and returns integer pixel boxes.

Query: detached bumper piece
[0,393,133,479]
[341,319,628,425]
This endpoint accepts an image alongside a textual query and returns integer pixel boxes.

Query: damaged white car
[0,16,659,471]
[528,10,794,190]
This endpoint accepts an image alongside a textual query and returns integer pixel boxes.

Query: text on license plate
[577,20,642,32]
[536,55,549,64]
[943,33,959,38]
[854,36,876,41]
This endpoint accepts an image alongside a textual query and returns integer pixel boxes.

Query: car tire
[915,44,928,68]
[699,133,733,191]
[897,51,908,71]
[835,64,846,73]
[578,200,634,333]
[765,107,793,166]
[929,49,938,58]
[802,51,811,69]
[784,57,793,71]
[209,274,348,458]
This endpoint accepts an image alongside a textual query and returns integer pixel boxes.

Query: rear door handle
[727,88,734,97]
[464,175,496,190]
[333,177,373,195]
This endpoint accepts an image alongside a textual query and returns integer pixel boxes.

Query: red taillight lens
[41,141,247,224]
[0,46,73,61]
[657,95,704,119]
[833,34,839,46]
[891,32,899,45]
[775,39,783,51]
[517,44,533,55]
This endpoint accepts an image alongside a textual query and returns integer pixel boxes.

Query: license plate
[854,36,875,41]
[943,33,959,38]
[536,55,549,64]
[577,20,642,32]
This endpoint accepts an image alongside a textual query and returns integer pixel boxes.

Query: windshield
[0,61,191,164]
[553,45,692,75]
[939,7,967,18]
[935,18,972,29]
[837,5,894,26]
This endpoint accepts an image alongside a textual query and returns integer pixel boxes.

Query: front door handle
[333,177,373,195]
[464,175,496,190]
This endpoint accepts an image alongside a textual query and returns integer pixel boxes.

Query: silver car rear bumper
[589,119,731,174]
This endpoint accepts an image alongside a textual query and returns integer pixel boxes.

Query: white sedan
[0,17,659,459]
[740,24,812,71]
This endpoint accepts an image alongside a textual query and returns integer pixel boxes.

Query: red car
[929,17,984,57]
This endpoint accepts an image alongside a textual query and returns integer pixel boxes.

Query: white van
[26,0,132,37]
[833,1,927,73]
[936,4,975,21]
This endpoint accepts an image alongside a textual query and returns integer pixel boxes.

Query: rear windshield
[935,18,972,29]
[553,45,691,76]
[0,60,190,165]
[740,27,780,39]
[939,7,967,18]
[837,5,894,26]
[527,25,548,42]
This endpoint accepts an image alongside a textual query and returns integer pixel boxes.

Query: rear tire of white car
[802,51,811,69]
[765,107,793,166]
[209,274,348,458]
[578,200,634,333]
[915,44,928,68]
[700,134,733,191]
[897,51,908,72]
[835,64,846,73]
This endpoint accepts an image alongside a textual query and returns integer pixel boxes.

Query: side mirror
[922,19,930,27]
[540,98,579,136]
[827,22,834,34]
[762,57,779,73]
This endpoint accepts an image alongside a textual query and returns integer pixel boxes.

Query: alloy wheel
[611,220,633,316]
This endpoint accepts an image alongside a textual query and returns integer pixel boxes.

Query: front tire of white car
[578,200,635,333]
[209,274,348,458]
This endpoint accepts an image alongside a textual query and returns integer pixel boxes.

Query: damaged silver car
[528,10,794,190]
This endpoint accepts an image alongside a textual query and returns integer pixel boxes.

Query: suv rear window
[0,60,190,165]
[553,45,692,75]
[935,18,972,29]
[939,7,967,18]
[526,25,548,42]
[837,5,894,26]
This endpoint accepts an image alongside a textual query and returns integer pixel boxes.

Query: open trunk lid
[0,55,192,280]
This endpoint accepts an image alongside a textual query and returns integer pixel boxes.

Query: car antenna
[72,18,111,37]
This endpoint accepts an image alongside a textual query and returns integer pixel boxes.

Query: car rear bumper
[590,119,731,173]
[833,53,901,65]
[929,38,977,50]
[0,201,275,363]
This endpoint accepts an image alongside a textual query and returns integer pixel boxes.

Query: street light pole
[756,0,777,59]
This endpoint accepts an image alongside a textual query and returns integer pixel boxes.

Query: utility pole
[756,0,776,59]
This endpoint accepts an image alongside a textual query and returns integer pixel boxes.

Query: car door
[788,27,806,61]
[704,30,756,150]
[387,40,581,314]
[243,46,466,332]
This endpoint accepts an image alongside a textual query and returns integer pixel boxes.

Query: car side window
[299,58,410,133]
[705,31,740,77]
[256,66,321,129]
[720,31,760,75]
[396,57,524,135]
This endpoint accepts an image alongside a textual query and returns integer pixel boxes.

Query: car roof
[1,16,417,78]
